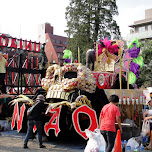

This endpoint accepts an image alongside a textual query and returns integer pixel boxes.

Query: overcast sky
[0,0,152,42]
[116,0,152,38]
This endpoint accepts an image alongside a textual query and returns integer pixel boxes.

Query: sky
[0,0,152,42]
[116,0,152,38]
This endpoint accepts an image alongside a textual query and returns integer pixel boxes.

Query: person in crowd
[143,96,152,150]
[0,87,15,117]
[86,44,96,71]
[99,94,122,152]
[23,94,46,149]
[0,88,15,99]
[32,87,47,100]
[0,53,7,93]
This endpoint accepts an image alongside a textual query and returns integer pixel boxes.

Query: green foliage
[136,40,152,88]
[65,0,121,62]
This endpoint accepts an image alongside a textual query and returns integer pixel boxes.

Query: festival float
[10,37,147,140]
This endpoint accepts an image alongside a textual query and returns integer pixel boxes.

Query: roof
[129,18,152,27]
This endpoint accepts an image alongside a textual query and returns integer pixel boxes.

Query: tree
[136,40,152,88]
[65,0,121,61]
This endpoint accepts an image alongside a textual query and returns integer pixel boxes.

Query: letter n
[11,103,26,132]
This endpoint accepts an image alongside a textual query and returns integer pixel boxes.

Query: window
[138,26,145,32]
[148,25,151,31]
[57,53,60,58]
[63,41,68,45]
[135,27,139,33]
[51,39,55,43]
[56,40,60,44]
[54,45,64,49]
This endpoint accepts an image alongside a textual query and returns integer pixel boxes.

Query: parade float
[10,37,147,140]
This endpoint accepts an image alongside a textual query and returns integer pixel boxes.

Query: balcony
[127,30,152,42]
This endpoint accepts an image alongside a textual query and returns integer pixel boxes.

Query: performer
[99,94,122,152]
[0,53,7,93]
[23,94,46,149]
[86,44,96,71]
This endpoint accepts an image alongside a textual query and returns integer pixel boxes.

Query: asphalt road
[0,130,151,152]
[0,130,86,152]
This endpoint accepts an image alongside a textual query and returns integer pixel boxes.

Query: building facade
[38,23,68,65]
[127,8,152,43]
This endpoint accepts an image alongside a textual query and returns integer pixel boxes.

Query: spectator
[86,44,96,71]
[23,94,46,149]
[0,87,15,119]
[0,53,7,93]
[143,96,152,150]
[99,94,122,152]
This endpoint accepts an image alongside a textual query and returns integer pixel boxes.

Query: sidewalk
[0,130,85,152]
[0,130,151,152]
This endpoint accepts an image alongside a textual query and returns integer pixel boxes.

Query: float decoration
[128,38,144,84]
[114,37,144,85]
[9,36,146,140]
[9,94,34,106]
[41,63,96,96]
[63,50,72,65]
[94,37,124,72]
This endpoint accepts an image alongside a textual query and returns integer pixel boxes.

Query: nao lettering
[11,103,98,139]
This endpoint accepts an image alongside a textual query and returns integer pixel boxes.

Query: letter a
[44,106,61,136]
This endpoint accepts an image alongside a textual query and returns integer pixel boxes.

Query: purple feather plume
[128,43,140,58]
[129,62,140,78]
[64,58,71,63]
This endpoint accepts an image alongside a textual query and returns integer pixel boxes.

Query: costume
[86,48,95,71]
[99,104,121,152]
[24,97,46,148]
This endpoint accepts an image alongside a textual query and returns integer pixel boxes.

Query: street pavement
[0,130,151,152]
[0,130,86,152]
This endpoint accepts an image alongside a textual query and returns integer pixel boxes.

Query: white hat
[36,94,45,101]
[146,97,152,104]
[143,89,152,104]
